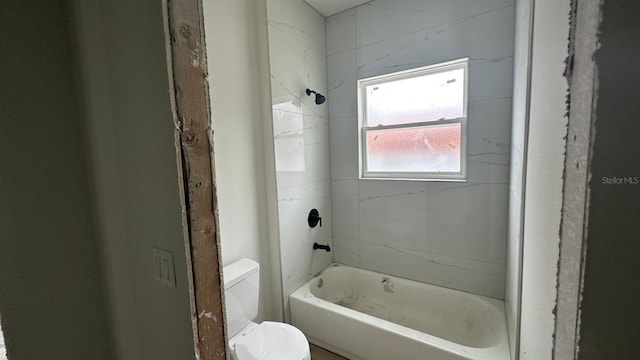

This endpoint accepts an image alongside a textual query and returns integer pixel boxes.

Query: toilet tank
[223,258,260,338]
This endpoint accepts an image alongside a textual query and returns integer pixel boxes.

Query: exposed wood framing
[163,0,227,359]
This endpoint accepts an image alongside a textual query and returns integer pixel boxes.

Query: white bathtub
[289,264,510,360]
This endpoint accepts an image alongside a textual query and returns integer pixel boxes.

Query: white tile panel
[267,0,334,319]
[327,0,514,299]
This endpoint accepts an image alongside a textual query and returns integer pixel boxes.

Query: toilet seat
[232,321,310,360]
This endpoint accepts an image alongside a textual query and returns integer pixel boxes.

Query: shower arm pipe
[305,88,326,105]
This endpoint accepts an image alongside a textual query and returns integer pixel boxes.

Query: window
[358,58,468,180]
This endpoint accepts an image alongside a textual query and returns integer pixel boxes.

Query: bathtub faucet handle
[308,208,322,228]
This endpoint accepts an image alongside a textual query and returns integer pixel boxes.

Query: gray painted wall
[578,1,640,359]
[74,0,197,359]
[0,2,113,359]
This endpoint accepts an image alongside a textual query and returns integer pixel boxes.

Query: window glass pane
[366,124,461,173]
[365,68,464,126]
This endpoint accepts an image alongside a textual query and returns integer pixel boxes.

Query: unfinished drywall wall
[203,0,283,322]
[0,1,113,359]
[554,0,599,359]
[518,0,571,358]
[578,1,640,359]
[74,0,196,359]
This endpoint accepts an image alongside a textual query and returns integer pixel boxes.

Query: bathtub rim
[290,263,511,360]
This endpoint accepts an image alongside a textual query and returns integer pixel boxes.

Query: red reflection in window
[366,124,461,173]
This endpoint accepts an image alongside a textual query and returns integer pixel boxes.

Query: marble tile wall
[266,0,333,319]
[327,0,515,299]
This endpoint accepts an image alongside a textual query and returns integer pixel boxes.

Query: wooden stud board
[162,0,227,359]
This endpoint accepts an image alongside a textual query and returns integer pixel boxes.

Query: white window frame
[357,58,469,181]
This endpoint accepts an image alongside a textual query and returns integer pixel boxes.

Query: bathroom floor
[310,344,347,360]
[0,324,342,360]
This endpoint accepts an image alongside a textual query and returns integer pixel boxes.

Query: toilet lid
[233,322,310,360]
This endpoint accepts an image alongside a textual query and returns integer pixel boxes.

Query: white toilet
[223,258,311,360]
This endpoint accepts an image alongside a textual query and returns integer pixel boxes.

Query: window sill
[359,176,467,183]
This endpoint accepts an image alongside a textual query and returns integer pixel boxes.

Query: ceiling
[304,0,371,17]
